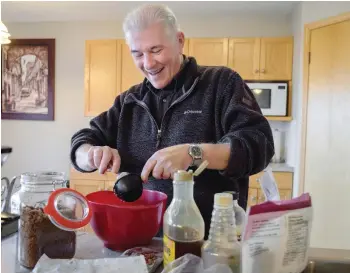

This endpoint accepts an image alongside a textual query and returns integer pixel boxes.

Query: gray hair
[122,4,180,44]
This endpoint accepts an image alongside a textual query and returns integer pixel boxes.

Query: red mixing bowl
[85,190,167,251]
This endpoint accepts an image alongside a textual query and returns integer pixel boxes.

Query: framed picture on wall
[1,38,55,121]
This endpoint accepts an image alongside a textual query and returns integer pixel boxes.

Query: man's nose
[143,53,156,70]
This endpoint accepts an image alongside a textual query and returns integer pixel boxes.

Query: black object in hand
[113,173,143,202]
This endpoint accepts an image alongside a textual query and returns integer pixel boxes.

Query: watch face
[191,146,202,157]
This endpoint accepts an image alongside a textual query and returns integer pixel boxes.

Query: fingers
[110,151,121,173]
[99,147,112,174]
[141,158,157,182]
[162,168,172,180]
[152,162,164,180]
[87,146,120,174]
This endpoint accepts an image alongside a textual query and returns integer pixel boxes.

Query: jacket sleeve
[216,70,275,179]
[70,93,125,173]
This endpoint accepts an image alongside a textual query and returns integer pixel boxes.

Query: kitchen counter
[1,232,163,273]
[269,162,294,172]
[2,232,349,273]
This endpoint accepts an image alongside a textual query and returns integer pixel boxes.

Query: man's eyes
[133,52,143,58]
[151,48,162,54]
[132,48,162,58]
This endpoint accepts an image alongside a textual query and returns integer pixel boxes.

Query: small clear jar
[17,171,77,269]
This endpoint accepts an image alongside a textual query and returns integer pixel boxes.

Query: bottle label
[163,235,175,267]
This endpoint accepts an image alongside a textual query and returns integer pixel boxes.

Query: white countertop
[269,163,294,172]
[1,232,163,273]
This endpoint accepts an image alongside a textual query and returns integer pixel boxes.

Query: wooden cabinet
[228,38,260,80]
[228,37,293,80]
[84,40,144,116]
[119,40,144,93]
[84,36,293,117]
[247,171,293,208]
[188,38,229,66]
[259,37,293,80]
[84,40,119,116]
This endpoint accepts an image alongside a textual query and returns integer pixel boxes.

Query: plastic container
[163,170,205,267]
[15,171,92,269]
[86,190,167,251]
[225,191,246,241]
[201,192,242,273]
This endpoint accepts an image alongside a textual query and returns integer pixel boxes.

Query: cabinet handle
[255,69,259,73]
[261,69,266,73]
[256,178,261,183]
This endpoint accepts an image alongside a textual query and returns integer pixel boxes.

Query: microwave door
[248,83,288,116]
[251,88,273,115]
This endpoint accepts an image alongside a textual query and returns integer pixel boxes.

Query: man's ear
[177,31,185,53]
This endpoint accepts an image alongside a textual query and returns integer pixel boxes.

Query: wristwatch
[188,144,203,167]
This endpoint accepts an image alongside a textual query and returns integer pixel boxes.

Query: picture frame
[1,38,55,121]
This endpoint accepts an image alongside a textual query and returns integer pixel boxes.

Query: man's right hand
[87,146,121,174]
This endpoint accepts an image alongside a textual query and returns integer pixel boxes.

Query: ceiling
[1,1,297,22]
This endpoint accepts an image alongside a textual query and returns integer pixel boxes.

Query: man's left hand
[141,144,192,181]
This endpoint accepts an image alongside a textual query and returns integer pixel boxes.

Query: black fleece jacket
[70,57,275,238]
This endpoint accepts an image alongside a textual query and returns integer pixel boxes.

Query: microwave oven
[246,81,288,116]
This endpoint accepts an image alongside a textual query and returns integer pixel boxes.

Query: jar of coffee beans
[16,171,92,269]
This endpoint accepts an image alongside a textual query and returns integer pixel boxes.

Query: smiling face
[127,22,185,89]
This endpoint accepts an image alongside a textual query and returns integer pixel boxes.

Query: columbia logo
[184,110,202,114]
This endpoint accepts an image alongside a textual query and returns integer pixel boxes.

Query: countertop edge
[308,247,350,263]
[269,163,294,172]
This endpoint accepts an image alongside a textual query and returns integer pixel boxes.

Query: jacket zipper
[158,77,199,147]
[129,77,199,149]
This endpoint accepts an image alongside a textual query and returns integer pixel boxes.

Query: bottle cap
[174,170,193,182]
[224,191,239,200]
[214,193,233,208]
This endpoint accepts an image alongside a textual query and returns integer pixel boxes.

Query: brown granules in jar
[19,206,77,269]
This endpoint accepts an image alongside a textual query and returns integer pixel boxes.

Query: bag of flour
[241,193,313,273]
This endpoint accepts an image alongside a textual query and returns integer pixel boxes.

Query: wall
[291,2,350,250]
[1,13,292,180]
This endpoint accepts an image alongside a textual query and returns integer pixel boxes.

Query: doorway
[301,13,350,252]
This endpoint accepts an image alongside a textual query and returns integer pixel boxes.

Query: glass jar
[16,171,89,269]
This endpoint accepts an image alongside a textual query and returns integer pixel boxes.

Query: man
[70,4,274,238]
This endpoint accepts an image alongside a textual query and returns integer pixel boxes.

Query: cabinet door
[189,38,229,66]
[85,40,119,116]
[259,37,293,80]
[257,189,266,204]
[279,189,292,200]
[228,38,260,80]
[118,40,144,93]
[183,38,190,56]
[247,188,258,207]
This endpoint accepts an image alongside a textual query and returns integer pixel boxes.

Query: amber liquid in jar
[165,225,203,261]
[173,239,203,258]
